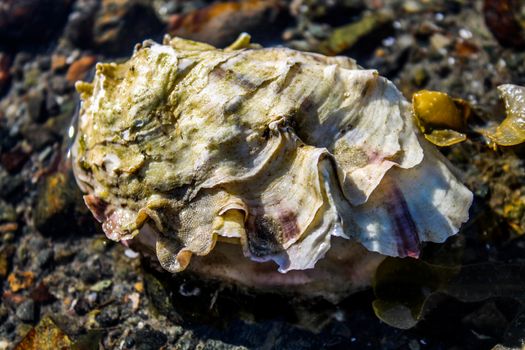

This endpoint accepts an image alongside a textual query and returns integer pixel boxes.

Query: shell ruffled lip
[72,36,473,281]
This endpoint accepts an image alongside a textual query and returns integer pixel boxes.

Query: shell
[72,35,473,296]
[485,84,525,147]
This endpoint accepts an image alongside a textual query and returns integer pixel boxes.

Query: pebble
[51,54,68,72]
[95,304,121,327]
[92,0,163,55]
[66,55,96,83]
[0,200,16,222]
[16,299,36,323]
[124,248,140,259]
[430,33,452,51]
[0,53,11,94]
[132,328,168,350]
[26,89,46,123]
[34,248,53,269]
[73,297,90,316]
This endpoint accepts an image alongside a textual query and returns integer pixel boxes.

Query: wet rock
[0,52,11,95]
[90,279,112,292]
[454,39,479,59]
[0,168,24,198]
[315,11,392,55]
[0,144,30,174]
[143,272,180,323]
[0,199,16,223]
[484,0,525,48]
[0,244,14,278]
[167,0,284,47]
[25,89,47,123]
[0,0,73,44]
[73,297,91,316]
[0,222,18,235]
[34,248,53,269]
[0,304,8,324]
[51,54,68,72]
[0,124,17,151]
[95,304,121,327]
[80,268,99,284]
[45,92,61,117]
[430,33,452,51]
[20,124,58,151]
[30,282,56,304]
[63,0,99,49]
[16,299,36,323]
[174,331,197,350]
[131,328,168,350]
[66,55,96,83]
[462,302,510,339]
[8,270,35,292]
[33,172,95,237]
[92,0,163,55]
[14,316,72,349]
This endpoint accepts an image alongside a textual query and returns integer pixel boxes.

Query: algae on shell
[72,35,473,295]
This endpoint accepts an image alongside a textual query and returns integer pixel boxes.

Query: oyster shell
[72,35,473,298]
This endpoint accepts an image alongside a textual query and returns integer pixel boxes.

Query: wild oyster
[72,35,473,299]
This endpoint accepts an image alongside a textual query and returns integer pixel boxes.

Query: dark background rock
[0,0,73,45]
[132,328,168,350]
[92,0,164,55]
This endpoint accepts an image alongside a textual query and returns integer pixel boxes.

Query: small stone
[34,248,53,269]
[63,0,100,48]
[8,270,35,292]
[0,245,14,277]
[66,55,96,83]
[16,299,36,323]
[26,90,46,123]
[411,67,429,88]
[124,248,139,259]
[0,200,16,223]
[37,56,51,71]
[0,53,11,94]
[74,298,91,316]
[15,316,72,348]
[45,92,61,117]
[462,301,509,338]
[0,222,18,234]
[90,279,112,292]
[484,0,525,48]
[454,39,479,58]
[95,304,121,327]
[93,0,163,55]
[51,54,68,72]
[430,33,452,51]
[33,172,95,237]
[30,282,56,303]
[0,304,8,323]
[90,236,110,253]
[132,328,168,350]
[166,0,282,48]
[0,144,30,173]
[174,331,197,350]
[80,269,99,284]
[0,168,24,198]
[403,0,422,13]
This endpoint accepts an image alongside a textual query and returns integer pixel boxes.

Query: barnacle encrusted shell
[72,35,473,296]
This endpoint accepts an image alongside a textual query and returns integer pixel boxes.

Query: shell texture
[72,36,473,285]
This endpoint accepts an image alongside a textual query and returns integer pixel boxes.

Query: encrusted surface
[73,36,472,282]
